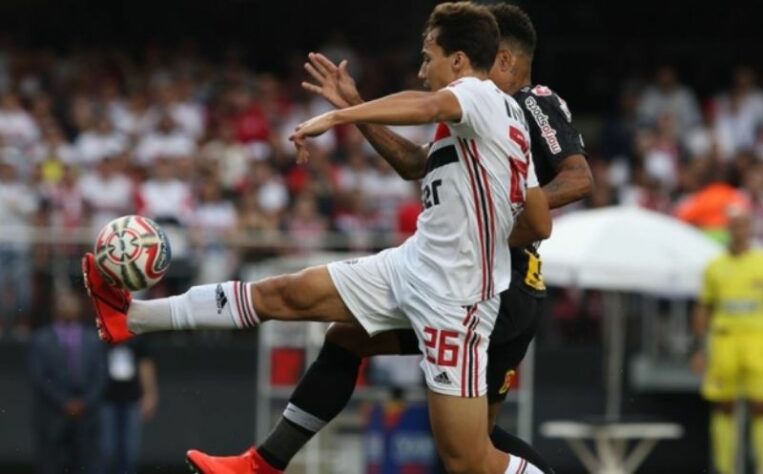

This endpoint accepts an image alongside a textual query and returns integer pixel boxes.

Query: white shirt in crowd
[78,171,134,230]
[135,131,196,165]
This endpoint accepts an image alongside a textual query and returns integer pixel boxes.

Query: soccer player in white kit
[82,3,550,473]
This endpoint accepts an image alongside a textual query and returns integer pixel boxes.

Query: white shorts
[327,247,499,397]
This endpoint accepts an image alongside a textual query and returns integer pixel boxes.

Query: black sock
[257,342,362,469]
[490,425,555,474]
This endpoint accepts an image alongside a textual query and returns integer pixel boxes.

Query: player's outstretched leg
[82,259,355,344]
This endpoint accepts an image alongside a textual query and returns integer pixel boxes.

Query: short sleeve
[445,79,482,135]
[522,90,587,171]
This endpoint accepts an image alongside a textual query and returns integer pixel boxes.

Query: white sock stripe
[244,282,259,324]
[235,281,256,328]
[283,403,327,433]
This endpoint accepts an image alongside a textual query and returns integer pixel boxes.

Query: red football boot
[81,252,133,344]
[186,448,282,474]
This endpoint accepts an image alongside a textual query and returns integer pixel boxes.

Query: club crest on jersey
[531,85,552,96]
[498,369,517,395]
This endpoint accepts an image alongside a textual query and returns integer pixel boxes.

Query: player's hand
[302,52,362,109]
[690,350,706,374]
[289,111,337,164]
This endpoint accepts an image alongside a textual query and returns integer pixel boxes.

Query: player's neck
[729,241,750,256]
[509,62,532,94]
[453,67,489,82]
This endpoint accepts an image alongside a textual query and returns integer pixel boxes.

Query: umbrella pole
[604,292,625,420]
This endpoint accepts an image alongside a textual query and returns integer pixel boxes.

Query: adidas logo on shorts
[434,372,451,385]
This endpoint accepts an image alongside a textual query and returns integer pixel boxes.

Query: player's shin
[257,341,362,469]
[127,281,258,333]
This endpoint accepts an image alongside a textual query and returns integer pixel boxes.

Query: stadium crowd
[0,42,762,336]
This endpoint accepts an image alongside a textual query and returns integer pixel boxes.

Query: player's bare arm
[542,154,593,209]
[690,302,712,374]
[508,187,552,247]
[302,53,430,180]
[290,88,461,163]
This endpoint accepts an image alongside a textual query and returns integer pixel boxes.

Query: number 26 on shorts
[423,326,459,367]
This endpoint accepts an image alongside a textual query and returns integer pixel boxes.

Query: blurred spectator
[198,122,250,192]
[74,114,127,166]
[0,91,40,150]
[27,289,106,474]
[637,66,702,138]
[78,156,134,231]
[283,192,329,253]
[32,123,79,166]
[191,176,238,283]
[236,189,280,263]
[712,66,763,161]
[365,158,415,231]
[134,113,196,174]
[599,83,639,162]
[136,158,193,224]
[0,157,38,337]
[101,339,159,474]
[109,89,159,139]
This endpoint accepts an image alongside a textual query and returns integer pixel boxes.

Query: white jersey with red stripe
[400,76,538,305]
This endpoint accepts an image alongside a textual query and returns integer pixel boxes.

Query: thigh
[702,327,741,402]
[404,289,500,398]
[325,323,419,357]
[742,330,763,402]
[254,265,356,324]
[326,249,409,335]
[487,295,543,404]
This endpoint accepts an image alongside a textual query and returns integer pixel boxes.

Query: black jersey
[511,84,587,296]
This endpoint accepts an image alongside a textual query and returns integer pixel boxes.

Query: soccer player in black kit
[229,5,592,473]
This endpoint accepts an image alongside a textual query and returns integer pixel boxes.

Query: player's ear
[496,48,512,72]
[451,51,465,71]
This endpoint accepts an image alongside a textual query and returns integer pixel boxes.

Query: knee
[440,452,487,474]
[325,323,367,357]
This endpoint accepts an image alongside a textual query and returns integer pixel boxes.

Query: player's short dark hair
[423,2,499,72]
[488,3,537,57]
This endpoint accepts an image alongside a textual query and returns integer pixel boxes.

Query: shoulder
[518,85,572,117]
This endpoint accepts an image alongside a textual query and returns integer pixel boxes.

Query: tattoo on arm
[543,157,593,209]
[356,123,428,180]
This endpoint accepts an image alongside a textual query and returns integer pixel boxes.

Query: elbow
[535,218,552,241]
[580,172,594,199]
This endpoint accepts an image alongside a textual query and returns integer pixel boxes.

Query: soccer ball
[93,215,172,291]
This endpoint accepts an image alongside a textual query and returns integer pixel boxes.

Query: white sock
[505,455,543,474]
[127,282,258,333]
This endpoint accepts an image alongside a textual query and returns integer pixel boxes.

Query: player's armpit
[509,186,551,247]
[544,154,593,209]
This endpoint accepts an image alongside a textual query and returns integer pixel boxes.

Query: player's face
[729,213,753,244]
[418,29,455,91]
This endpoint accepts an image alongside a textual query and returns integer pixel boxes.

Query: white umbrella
[538,205,723,418]
[542,206,723,296]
